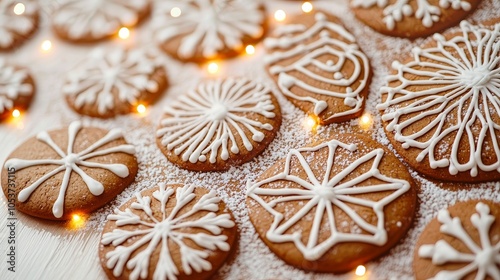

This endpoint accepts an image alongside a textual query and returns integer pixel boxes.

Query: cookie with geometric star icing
[152,0,266,63]
[156,77,281,172]
[64,48,168,118]
[377,20,500,183]
[1,121,138,220]
[350,0,481,39]
[264,11,371,125]
[52,0,150,42]
[414,200,500,280]
[0,59,35,120]
[99,183,237,280]
[0,0,39,50]
[246,133,417,273]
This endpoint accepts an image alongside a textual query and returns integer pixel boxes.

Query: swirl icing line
[0,58,32,114]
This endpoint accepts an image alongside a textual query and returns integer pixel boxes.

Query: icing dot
[314,185,336,201]
[64,154,80,167]
[209,103,228,121]
[333,72,343,79]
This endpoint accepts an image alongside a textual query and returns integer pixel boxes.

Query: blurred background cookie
[0,0,38,50]
[0,59,35,121]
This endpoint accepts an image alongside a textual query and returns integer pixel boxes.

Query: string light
[136,104,147,114]
[207,62,219,74]
[12,109,21,118]
[245,45,255,55]
[41,40,52,51]
[170,7,181,17]
[302,2,313,13]
[355,265,366,277]
[118,27,130,39]
[359,113,373,131]
[303,115,320,132]
[13,3,25,15]
[68,213,86,229]
[274,10,286,22]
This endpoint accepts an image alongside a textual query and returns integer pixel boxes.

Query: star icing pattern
[246,139,410,261]
[0,0,37,48]
[63,49,160,115]
[0,58,32,114]
[102,184,235,280]
[153,0,264,59]
[351,0,472,30]
[377,21,500,177]
[264,13,370,123]
[418,202,500,280]
[4,121,135,218]
[157,78,276,164]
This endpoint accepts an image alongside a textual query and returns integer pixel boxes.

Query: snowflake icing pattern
[0,0,37,48]
[5,121,135,218]
[418,202,500,280]
[102,184,235,280]
[377,21,500,177]
[246,139,410,261]
[0,58,32,114]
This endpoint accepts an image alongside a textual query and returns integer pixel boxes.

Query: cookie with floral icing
[52,0,150,42]
[64,48,168,118]
[99,183,237,280]
[264,12,371,125]
[246,133,417,272]
[152,0,266,63]
[1,121,138,220]
[0,0,39,50]
[156,77,281,171]
[377,21,500,183]
[0,59,35,120]
[350,0,481,38]
[414,200,500,280]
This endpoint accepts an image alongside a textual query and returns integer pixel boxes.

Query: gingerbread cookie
[156,77,281,171]
[414,200,500,280]
[350,0,481,38]
[264,12,371,125]
[0,0,38,50]
[377,21,500,183]
[52,0,149,42]
[152,0,266,63]
[246,134,417,272]
[64,48,168,118]
[100,183,236,280]
[0,59,35,120]
[1,121,137,220]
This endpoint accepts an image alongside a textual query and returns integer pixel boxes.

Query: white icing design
[156,78,276,164]
[246,139,410,261]
[63,49,160,115]
[418,202,500,280]
[264,13,370,123]
[152,0,264,59]
[351,0,472,30]
[53,0,148,40]
[0,58,32,114]
[4,121,135,218]
[377,21,500,178]
[102,184,235,280]
[0,0,37,48]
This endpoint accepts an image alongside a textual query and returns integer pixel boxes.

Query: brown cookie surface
[0,0,38,50]
[152,0,266,63]
[1,121,138,220]
[156,77,282,172]
[64,48,168,118]
[350,0,481,38]
[414,200,500,280]
[99,183,237,280]
[377,21,500,183]
[246,133,417,273]
[264,11,371,125]
[0,59,35,121]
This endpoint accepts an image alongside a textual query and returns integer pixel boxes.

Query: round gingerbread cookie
[52,0,150,42]
[264,12,372,125]
[246,133,417,273]
[64,48,168,118]
[0,59,35,121]
[0,0,38,50]
[350,0,481,39]
[156,77,282,172]
[152,0,266,63]
[377,21,500,183]
[414,200,500,280]
[1,121,138,220]
[99,183,237,280]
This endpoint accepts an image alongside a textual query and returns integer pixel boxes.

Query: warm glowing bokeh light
[41,40,52,51]
[274,10,286,22]
[207,62,219,74]
[302,2,313,13]
[118,27,130,39]
[68,213,86,229]
[359,113,373,130]
[12,109,21,118]
[136,104,147,114]
[355,265,366,277]
[245,45,255,55]
[13,3,25,15]
[303,115,320,132]
[170,7,181,17]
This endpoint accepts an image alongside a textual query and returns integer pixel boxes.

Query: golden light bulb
[302,2,313,13]
[355,265,366,277]
[118,27,130,39]
[12,109,21,118]
[41,40,52,51]
[13,3,25,15]
[207,62,219,74]
[303,115,320,132]
[274,10,286,22]
[170,7,181,17]
[136,104,147,114]
[359,113,373,130]
[245,45,255,55]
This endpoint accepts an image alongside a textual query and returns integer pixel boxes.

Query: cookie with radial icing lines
[99,183,237,280]
[64,48,168,118]
[0,0,39,50]
[246,133,417,272]
[52,0,150,42]
[264,11,372,125]
[350,0,481,38]
[156,77,281,171]
[414,200,500,280]
[152,0,266,63]
[377,21,500,183]
[1,121,138,220]
[0,59,35,120]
